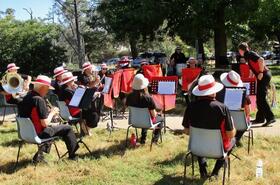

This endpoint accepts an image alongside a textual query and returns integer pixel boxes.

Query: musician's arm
[37,98,57,127]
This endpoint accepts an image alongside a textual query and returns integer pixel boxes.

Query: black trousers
[141,116,163,142]
[39,125,78,158]
[197,138,235,176]
[255,71,274,122]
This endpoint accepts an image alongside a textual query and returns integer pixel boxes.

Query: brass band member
[0,63,31,104]
[59,72,100,135]
[78,62,101,88]
[18,75,78,162]
[51,66,67,95]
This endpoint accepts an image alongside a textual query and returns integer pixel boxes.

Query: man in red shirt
[238,42,275,126]
[18,75,78,162]
[182,75,236,179]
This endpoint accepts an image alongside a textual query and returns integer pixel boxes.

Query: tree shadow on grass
[1,139,20,147]
[154,174,207,185]
[77,139,128,159]
[0,128,17,134]
[155,152,192,167]
[0,159,31,174]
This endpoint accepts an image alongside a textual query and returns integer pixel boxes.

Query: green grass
[0,123,280,185]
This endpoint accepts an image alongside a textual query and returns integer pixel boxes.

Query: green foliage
[0,17,67,76]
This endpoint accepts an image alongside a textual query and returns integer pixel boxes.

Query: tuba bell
[1,72,24,94]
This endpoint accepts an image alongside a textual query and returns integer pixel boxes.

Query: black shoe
[262,119,276,127]
[199,166,208,179]
[251,119,265,124]
[32,151,46,164]
[68,155,78,161]
[140,138,146,144]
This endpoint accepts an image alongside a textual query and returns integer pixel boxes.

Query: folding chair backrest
[189,126,226,159]
[16,117,42,144]
[230,110,248,131]
[48,94,59,107]
[128,106,153,128]
[0,94,7,106]
[56,101,71,120]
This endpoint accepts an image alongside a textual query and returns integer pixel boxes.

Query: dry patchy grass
[0,123,280,185]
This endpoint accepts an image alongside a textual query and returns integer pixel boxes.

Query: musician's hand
[93,92,101,98]
[51,107,60,115]
[258,73,263,80]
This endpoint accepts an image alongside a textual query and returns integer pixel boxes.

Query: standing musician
[98,63,108,86]
[18,75,78,162]
[78,62,101,89]
[238,42,275,126]
[59,72,100,136]
[51,66,67,95]
[116,56,130,70]
[0,63,31,104]
[169,46,187,75]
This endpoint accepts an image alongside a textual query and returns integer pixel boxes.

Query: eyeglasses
[102,68,107,70]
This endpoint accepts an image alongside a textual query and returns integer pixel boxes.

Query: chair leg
[191,154,194,178]
[53,142,61,159]
[228,157,231,179]
[2,107,6,123]
[183,152,191,185]
[79,140,92,155]
[223,158,227,185]
[13,107,17,116]
[248,130,251,154]
[135,128,138,141]
[14,141,23,170]
[125,125,132,147]
[251,129,254,146]
[150,130,155,151]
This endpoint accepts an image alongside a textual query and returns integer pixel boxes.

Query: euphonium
[1,72,24,94]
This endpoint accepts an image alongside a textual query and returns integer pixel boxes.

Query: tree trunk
[197,38,205,62]
[214,6,228,68]
[74,0,84,68]
[129,37,138,59]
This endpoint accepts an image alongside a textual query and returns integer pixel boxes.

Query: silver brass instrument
[1,72,24,94]
[45,98,66,124]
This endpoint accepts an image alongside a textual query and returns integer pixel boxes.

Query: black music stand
[150,76,178,133]
[68,87,95,155]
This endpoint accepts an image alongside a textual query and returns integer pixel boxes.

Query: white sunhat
[132,74,149,90]
[31,75,54,90]
[6,63,20,72]
[53,66,67,78]
[220,70,243,87]
[192,75,224,96]
[60,72,77,86]
[82,62,93,73]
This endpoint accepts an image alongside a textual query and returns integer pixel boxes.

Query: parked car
[261,51,274,60]
[106,57,120,66]
[131,52,167,68]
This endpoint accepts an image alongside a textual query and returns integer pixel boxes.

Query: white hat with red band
[192,75,223,96]
[6,63,20,72]
[53,66,67,78]
[82,62,93,72]
[31,75,54,90]
[60,72,77,85]
[220,70,243,87]
[100,63,108,69]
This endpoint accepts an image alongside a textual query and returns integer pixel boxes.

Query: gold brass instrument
[1,72,24,94]
[45,98,66,124]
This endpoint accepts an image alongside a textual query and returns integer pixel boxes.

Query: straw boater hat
[192,75,223,96]
[220,70,243,87]
[132,74,149,90]
[6,63,20,72]
[60,72,77,85]
[53,66,67,78]
[31,75,54,90]
[82,62,93,73]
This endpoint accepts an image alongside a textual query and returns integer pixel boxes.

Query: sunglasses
[102,68,107,70]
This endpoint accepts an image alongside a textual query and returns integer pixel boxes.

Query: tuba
[1,72,24,94]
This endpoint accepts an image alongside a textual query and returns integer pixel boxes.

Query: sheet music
[158,81,175,95]
[243,82,250,95]
[102,77,112,93]
[69,87,86,107]
[224,88,243,110]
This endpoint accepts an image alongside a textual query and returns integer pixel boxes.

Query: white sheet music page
[158,81,175,95]
[224,88,243,110]
[102,77,112,93]
[69,87,86,107]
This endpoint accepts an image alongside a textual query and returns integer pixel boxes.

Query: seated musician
[187,57,199,69]
[51,66,67,95]
[126,74,163,144]
[219,70,251,147]
[0,63,31,104]
[18,75,78,162]
[59,72,100,135]
[136,60,149,74]
[98,63,108,86]
[78,62,101,88]
[182,74,236,179]
[117,56,130,70]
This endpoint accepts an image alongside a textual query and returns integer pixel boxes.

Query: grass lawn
[0,123,280,185]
